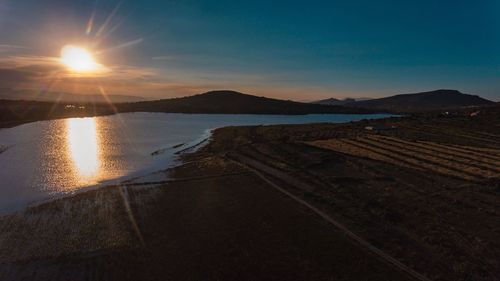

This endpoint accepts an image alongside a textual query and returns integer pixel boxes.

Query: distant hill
[0,99,116,128]
[0,88,146,103]
[344,89,494,112]
[117,90,376,114]
[312,97,370,106]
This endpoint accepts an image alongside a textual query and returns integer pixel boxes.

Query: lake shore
[0,108,499,281]
[0,112,396,214]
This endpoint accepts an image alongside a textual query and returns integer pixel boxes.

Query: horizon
[0,1,499,101]
[0,2,499,279]
[1,87,498,103]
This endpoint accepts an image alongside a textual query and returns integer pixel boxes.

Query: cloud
[0,53,346,100]
[0,44,29,52]
[0,55,160,95]
[0,53,255,99]
[0,54,266,98]
[151,56,175,61]
[0,55,154,78]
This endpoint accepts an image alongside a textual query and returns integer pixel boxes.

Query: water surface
[0,112,394,213]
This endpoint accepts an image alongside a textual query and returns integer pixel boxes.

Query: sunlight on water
[66,118,101,182]
[0,112,396,213]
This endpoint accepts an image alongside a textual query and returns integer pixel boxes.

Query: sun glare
[60,45,100,72]
[66,117,100,180]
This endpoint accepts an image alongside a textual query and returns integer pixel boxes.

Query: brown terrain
[0,106,498,281]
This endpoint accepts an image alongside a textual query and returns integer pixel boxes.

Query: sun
[60,45,101,72]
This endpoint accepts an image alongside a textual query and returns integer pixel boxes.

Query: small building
[365,125,397,131]
[470,111,480,117]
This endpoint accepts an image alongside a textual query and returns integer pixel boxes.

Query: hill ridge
[118,90,376,115]
[344,89,493,112]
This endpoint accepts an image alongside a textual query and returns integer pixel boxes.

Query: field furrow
[374,136,499,165]
[420,142,500,162]
[311,139,480,181]
[353,138,489,179]
[366,136,500,174]
[396,124,500,148]
[411,125,500,145]
[309,135,500,181]
[372,136,500,167]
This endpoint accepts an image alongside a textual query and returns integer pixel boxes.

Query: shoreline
[0,129,215,217]
[0,110,498,280]
[0,111,396,130]
[0,112,396,215]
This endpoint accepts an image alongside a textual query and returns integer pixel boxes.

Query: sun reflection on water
[66,118,101,182]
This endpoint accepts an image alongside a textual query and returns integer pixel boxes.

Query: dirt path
[126,155,417,281]
[228,153,432,281]
[0,155,419,281]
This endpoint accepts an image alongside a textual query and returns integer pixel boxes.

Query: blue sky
[0,0,498,100]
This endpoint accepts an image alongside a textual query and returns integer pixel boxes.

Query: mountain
[0,88,146,103]
[344,89,494,112]
[117,90,376,114]
[312,97,370,106]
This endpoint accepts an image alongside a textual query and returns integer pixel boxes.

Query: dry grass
[309,136,500,181]
[0,186,138,263]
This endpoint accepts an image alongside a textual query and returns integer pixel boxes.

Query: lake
[0,112,394,213]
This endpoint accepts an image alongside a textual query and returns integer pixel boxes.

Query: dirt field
[0,106,498,280]
[203,107,500,281]
[0,157,415,281]
[309,135,500,181]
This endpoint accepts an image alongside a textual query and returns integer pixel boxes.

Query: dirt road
[228,152,431,281]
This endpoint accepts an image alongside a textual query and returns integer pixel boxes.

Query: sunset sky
[0,0,499,101]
